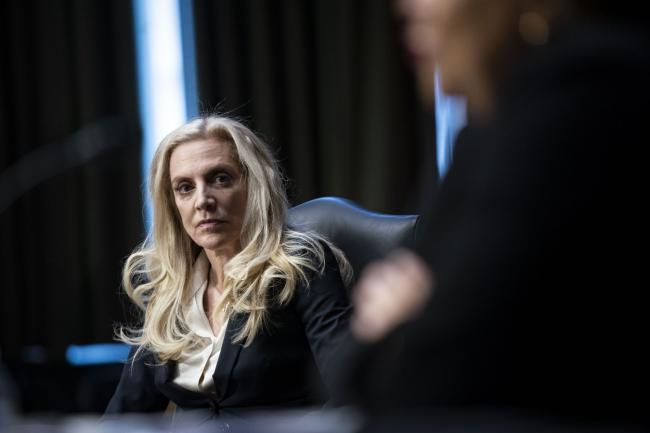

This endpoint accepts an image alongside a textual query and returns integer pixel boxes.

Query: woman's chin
[195,234,240,254]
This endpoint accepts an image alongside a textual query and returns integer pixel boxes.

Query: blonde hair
[117,116,352,362]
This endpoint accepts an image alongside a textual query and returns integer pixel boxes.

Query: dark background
[0,0,434,413]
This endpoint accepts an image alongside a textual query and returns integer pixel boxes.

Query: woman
[106,116,352,417]
[346,0,649,426]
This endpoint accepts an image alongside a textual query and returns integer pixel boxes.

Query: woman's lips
[197,219,224,229]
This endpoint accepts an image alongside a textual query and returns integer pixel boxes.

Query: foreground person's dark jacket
[342,21,650,425]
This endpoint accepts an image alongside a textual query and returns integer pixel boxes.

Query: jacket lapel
[154,358,175,386]
[155,359,218,408]
[213,312,245,401]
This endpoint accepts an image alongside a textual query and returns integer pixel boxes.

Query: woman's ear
[518,9,550,45]
[516,0,574,46]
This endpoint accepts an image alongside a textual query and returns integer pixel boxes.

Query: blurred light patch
[434,71,466,179]
[132,0,198,228]
[65,343,131,366]
[179,0,199,120]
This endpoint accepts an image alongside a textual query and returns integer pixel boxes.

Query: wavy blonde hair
[117,116,352,362]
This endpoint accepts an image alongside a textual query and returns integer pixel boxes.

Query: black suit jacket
[342,21,650,425]
[106,246,350,417]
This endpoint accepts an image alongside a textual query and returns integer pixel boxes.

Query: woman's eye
[213,173,232,185]
[175,183,193,194]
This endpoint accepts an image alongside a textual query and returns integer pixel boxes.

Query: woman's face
[437,0,516,92]
[417,0,519,113]
[169,138,247,255]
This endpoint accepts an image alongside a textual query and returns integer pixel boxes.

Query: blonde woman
[106,116,352,417]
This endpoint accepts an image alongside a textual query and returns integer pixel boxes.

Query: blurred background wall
[0,0,433,413]
[192,0,431,210]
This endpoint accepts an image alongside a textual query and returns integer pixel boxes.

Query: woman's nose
[195,185,216,211]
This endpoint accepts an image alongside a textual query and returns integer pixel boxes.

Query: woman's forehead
[169,139,240,176]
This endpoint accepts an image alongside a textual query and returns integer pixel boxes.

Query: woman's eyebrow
[171,163,236,184]
[204,164,236,176]
[170,175,190,185]
[207,163,230,171]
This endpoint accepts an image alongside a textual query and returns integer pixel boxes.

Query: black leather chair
[288,197,418,280]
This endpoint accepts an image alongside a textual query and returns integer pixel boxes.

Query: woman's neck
[203,245,240,293]
[465,74,496,124]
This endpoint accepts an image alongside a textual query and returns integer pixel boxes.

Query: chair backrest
[288,197,418,280]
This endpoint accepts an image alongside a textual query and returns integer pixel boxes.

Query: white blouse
[174,252,229,393]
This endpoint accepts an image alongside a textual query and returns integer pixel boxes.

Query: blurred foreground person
[346,0,649,427]
[106,116,351,418]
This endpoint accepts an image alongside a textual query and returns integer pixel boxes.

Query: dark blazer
[341,21,650,424]
[106,245,350,417]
